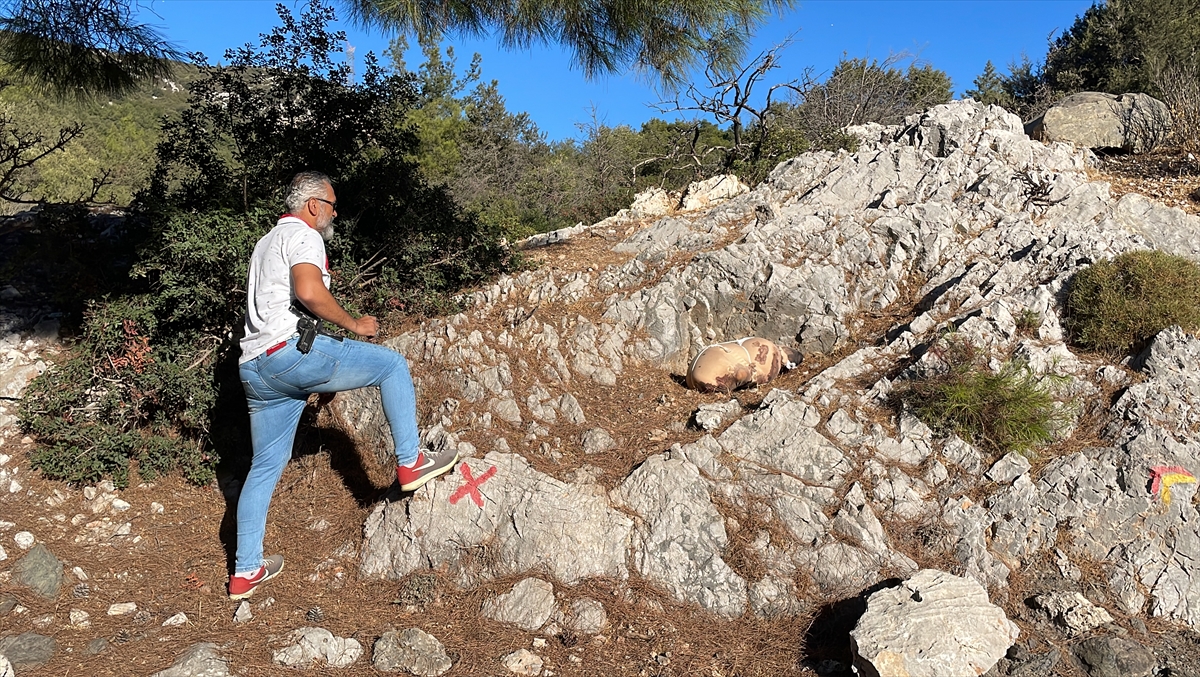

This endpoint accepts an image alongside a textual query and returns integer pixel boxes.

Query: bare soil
[3,149,1200,676]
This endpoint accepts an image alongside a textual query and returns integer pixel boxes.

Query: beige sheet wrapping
[685,337,801,393]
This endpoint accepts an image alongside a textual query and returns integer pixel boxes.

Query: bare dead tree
[1153,55,1200,156]
[649,37,813,178]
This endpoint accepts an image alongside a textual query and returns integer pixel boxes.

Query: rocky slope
[5,99,1200,675]
[334,100,1200,671]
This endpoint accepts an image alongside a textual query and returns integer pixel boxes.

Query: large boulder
[850,570,1019,677]
[1026,92,1170,153]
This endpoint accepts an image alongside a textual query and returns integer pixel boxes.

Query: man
[229,171,458,600]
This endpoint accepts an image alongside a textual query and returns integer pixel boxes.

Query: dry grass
[1091,149,1200,216]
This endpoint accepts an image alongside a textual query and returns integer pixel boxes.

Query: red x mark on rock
[450,463,497,508]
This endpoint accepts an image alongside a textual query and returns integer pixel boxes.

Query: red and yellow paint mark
[1151,466,1197,505]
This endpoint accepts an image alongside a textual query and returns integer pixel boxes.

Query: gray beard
[319,222,335,241]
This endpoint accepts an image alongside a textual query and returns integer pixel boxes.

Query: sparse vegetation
[1015,308,1042,336]
[901,339,1070,456]
[1066,250,1200,354]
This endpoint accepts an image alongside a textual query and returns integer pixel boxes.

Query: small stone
[110,498,131,512]
[1073,636,1155,677]
[500,649,544,676]
[272,627,363,668]
[0,545,7,561]
[985,452,1031,484]
[532,638,547,649]
[233,601,252,623]
[371,627,453,676]
[0,594,16,615]
[1034,591,1114,635]
[87,637,108,655]
[0,521,14,530]
[8,479,23,493]
[162,612,188,627]
[13,531,33,549]
[481,578,557,632]
[150,502,165,514]
[32,614,53,628]
[308,519,330,532]
[579,428,616,454]
[257,597,275,609]
[150,643,235,677]
[107,602,137,616]
[69,609,91,627]
[14,543,63,599]
[0,632,56,670]
[72,566,88,581]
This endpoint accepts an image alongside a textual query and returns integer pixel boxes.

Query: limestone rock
[693,400,741,432]
[13,544,62,599]
[0,363,37,400]
[372,628,453,676]
[629,187,677,217]
[150,643,237,677]
[1073,636,1156,677]
[0,655,11,677]
[1026,92,1170,154]
[0,633,56,671]
[553,598,608,635]
[1034,591,1114,635]
[850,570,1018,677]
[579,427,616,454]
[481,578,557,632]
[272,627,363,668]
[612,453,747,618]
[500,649,543,676]
[361,453,632,587]
[679,174,749,211]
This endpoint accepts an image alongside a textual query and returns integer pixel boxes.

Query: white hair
[284,171,332,213]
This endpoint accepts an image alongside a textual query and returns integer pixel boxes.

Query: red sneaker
[397,446,460,492]
[228,554,284,600]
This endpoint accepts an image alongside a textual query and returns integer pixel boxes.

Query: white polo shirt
[240,215,330,363]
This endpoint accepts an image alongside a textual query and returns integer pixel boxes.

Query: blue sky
[136,0,1095,141]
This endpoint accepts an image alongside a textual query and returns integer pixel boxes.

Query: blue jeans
[234,334,419,574]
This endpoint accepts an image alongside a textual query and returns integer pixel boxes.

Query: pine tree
[0,0,794,97]
[965,61,1010,107]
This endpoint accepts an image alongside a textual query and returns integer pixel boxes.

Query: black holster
[290,301,343,354]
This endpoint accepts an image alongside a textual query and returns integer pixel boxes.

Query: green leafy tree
[20,0,514,486]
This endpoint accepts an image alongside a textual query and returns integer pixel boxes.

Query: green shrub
[902,340,1069,456]
[1066,250,1200,354]
[20,2,515,487]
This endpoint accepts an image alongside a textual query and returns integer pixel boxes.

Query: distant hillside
[0,61,199,208]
